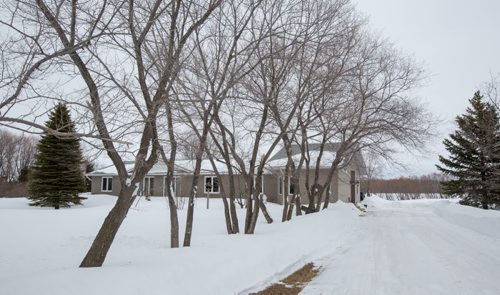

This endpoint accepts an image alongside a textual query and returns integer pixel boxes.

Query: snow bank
[0,196,362,295]
[361,195,392,208]
[432,201,500,239]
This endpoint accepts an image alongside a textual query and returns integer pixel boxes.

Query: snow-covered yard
[1,195,499,295]
[302,197,500,295]
[0,195,360,295]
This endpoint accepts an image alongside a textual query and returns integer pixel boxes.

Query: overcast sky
[353,0,500,177]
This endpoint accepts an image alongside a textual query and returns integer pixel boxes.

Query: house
[263,143,364,204]
[88,144,364,204]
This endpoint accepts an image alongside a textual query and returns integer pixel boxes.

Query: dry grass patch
[251,263,321,295]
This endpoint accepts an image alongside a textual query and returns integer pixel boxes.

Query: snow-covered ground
[0,195,361,295]
[1,195,499,295]
[302,197,500,295]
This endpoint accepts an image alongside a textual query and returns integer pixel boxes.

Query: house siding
[264,174,280,204]
[89,159,362,204]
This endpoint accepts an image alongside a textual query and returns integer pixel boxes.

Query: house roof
[87,161,135,176]
[87,158,242,177]
[268,143,341,161]
[87,142,365,177]
[266,150,337,169]
[267,143,365,172]
[175,158,241,175]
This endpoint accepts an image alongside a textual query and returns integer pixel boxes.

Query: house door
[350,171,355,203]
[144,177,154,196]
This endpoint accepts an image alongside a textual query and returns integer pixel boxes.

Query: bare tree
[484,72,499,111]
[262,0,361,219]
[360,151,381,195]
[314,34,432,210]
[0,0,223,267]
[0,129,37,182]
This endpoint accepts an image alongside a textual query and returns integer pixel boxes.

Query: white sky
[354,0,500,177]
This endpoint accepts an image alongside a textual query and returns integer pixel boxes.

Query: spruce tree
[28,103,86,209]
[436,91,500,209]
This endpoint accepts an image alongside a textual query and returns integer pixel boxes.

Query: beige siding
[264,174,280,204]
[264,165,362,205]
[335,163,361,203]
[337,168,351,202]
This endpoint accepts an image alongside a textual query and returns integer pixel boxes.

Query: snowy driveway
[302,200,500,295]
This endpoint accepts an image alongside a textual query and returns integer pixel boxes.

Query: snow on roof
[266,150,337,169]
[88,158,242,176]
[87,144,354,176]
[175,158,242,175]
[268,143,341,162]
[87,161,135,176]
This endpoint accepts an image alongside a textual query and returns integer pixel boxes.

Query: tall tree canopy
[437,92,500,208]
[28,103,86,209]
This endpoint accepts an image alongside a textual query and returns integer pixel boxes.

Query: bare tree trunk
[162,154,179,248]
[295,194,302,216]
[322,186,331,210]
[229,196,239,233]
[247,192,260,234]
[207,127,239,234]
[167,194,179,247]
[80,186,136,267]
[183,187,196,247]
[282,169,290,222]
[221,197,234,234]
[183,159,202,247]
[259,197,273,223]
[244,194,253,234]
[282,197,289,222]
[206,154,235,234]
[286,197,294,221]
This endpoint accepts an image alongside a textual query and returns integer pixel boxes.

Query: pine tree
[28,103,86,209]
[436,91,500,209]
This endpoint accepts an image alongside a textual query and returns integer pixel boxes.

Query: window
[102,177,112,192]
[204,176,219,194]
[163,176,178,197]
[288,176,296,195]
[143,177,154,196]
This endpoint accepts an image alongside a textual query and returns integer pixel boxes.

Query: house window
[288,176,296,195]
[204,176,219,194]
[102,177,113,192]
[163,176,178,197]
[144,177,154,196]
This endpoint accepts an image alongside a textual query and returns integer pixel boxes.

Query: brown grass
[251,263,321,295]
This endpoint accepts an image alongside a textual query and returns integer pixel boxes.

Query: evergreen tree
[28,103,86,209]
[436,91,500,209]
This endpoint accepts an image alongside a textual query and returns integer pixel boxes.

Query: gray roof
[269,143,341,161]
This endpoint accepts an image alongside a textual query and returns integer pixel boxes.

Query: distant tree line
[362,173,448,195]
[0,129,37,197]
[0,129,37,182]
